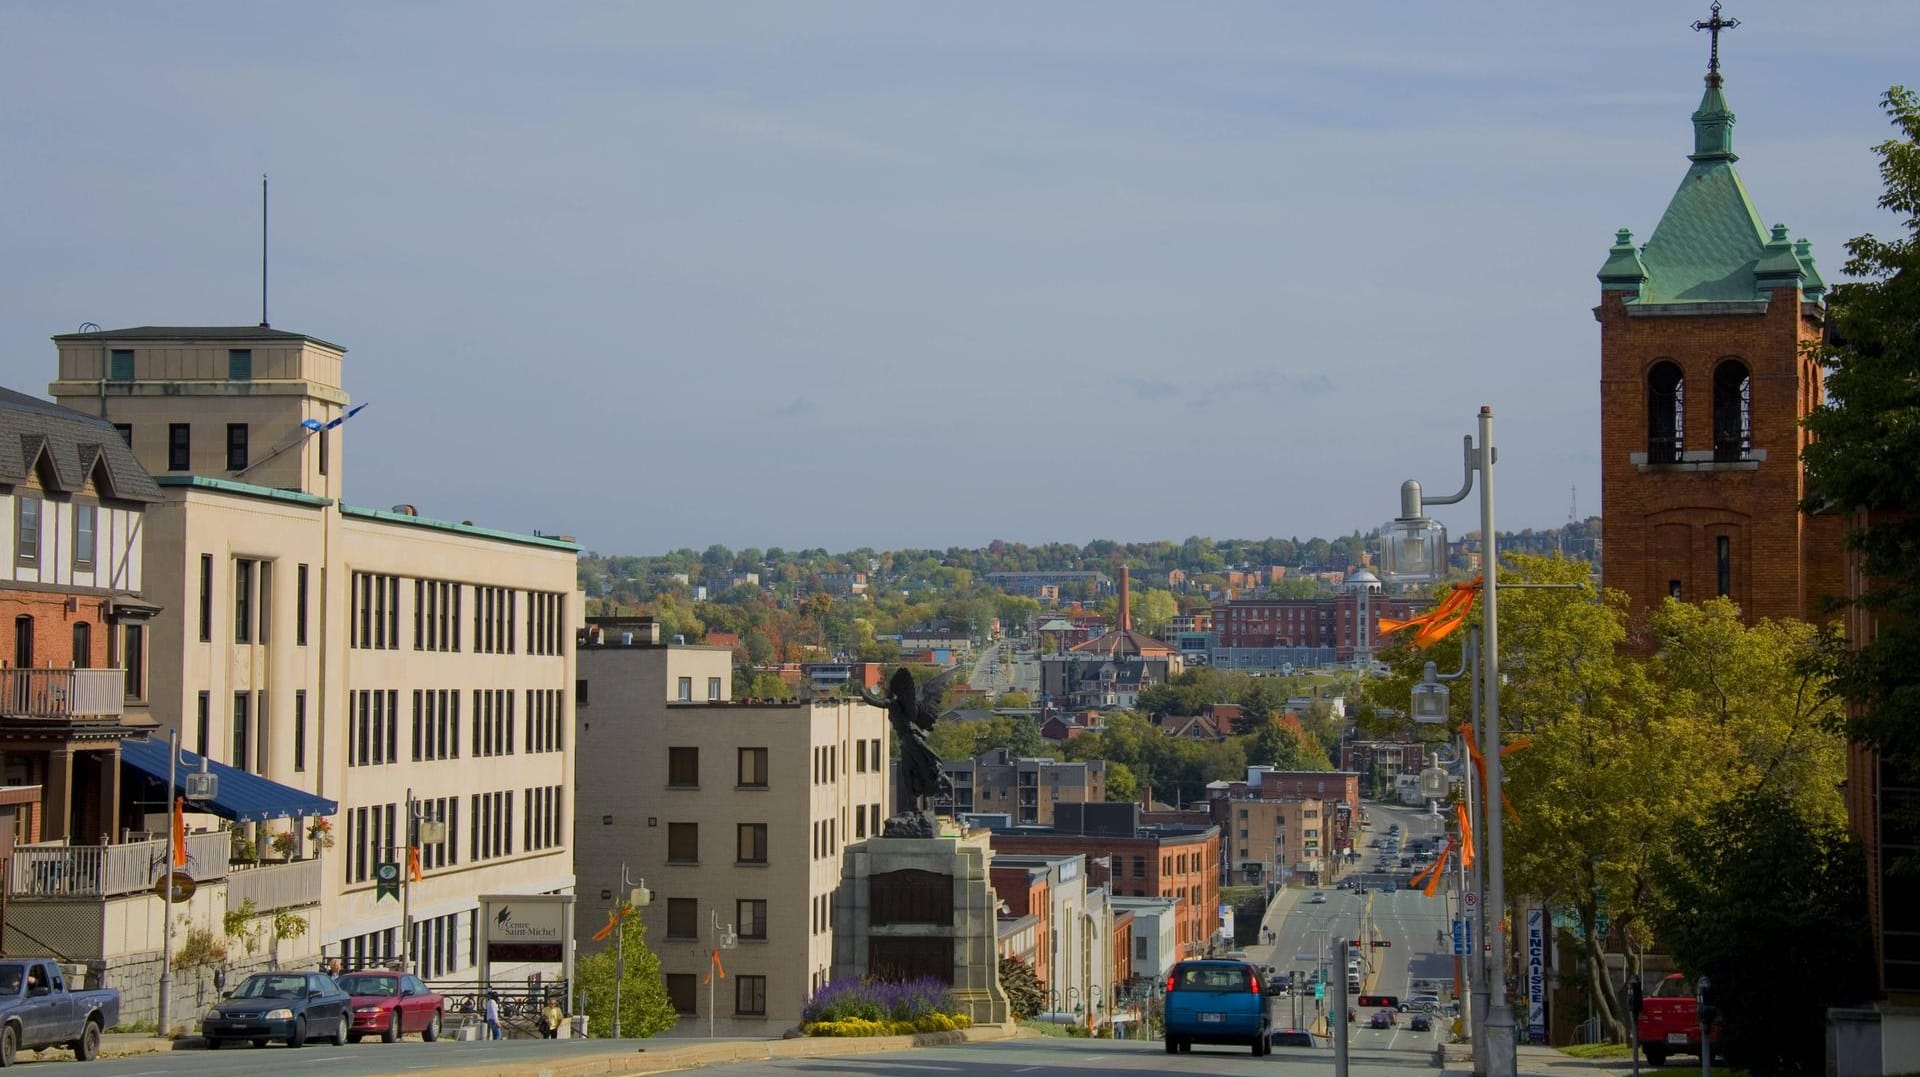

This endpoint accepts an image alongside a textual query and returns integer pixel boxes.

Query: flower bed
[800,978,972,1037]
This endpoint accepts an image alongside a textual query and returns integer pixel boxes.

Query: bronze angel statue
[860,666,958,831]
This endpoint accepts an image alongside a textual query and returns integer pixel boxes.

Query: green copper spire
[1690,83,1737,162]
[1795,238,1827,301]
[1598,228,1650,296]
[1753,222,1806,291]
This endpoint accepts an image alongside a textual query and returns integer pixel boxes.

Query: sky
[3,2,1914,556]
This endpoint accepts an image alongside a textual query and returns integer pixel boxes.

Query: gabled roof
[0,388,161,501]
[52,325,346,351]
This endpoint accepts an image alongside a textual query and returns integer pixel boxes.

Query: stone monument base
[833,829,1008,1026]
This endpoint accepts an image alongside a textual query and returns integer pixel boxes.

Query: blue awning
[120,737,338,822]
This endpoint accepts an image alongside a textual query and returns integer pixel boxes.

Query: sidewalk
[78,1023,1023,1074]
[1440,1043,1638,1077]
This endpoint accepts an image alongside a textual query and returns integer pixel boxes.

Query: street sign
[1463,890,1479,911]
[1313,983,1325,1000]
[1453,919,1474,956]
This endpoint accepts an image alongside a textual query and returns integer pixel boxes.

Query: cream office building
[575,620,887,1034]
[51,326,579,974]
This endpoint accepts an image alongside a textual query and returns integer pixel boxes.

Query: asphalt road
[646,1038,1443,1076]
[1254,799,1458,1059]
[60,1034,1450,1077]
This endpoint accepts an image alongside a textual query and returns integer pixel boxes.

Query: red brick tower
[1595,55,1843,628]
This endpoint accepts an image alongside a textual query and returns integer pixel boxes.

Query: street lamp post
[1381,406,1515,1077]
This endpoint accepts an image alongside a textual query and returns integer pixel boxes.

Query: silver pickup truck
[0,958,121,1065]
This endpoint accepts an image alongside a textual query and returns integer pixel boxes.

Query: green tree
[1105,761,1139,802]
[997,689,1034,709]
[1131,589,1179,637]
[1649,791,1874,1075]
[575,906,677,1038]
[1244,715,1330,772]
[1266,576,1332,599]
[1802,86,1920,837]
[747,673,792,700]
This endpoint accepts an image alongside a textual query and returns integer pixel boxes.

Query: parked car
[335,972,445,1043]
[1269,1027,1325,1048]
[202,971,353,1049]
[0,959,120,1064]
[1399,993,1444,1013]
[1163,959,1272,1056]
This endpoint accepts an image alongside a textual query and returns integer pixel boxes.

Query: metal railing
[0,669,125,719]
[226,857,322,912]
[8,831,230,897]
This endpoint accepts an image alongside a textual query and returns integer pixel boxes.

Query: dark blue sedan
[202,972,352,1048]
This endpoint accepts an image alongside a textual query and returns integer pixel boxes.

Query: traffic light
[1356,995,1399,1009]
[1370,939,1392,948]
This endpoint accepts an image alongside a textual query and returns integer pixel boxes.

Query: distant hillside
[578,518,1601,611]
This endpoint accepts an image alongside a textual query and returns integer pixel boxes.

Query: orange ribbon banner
[408,845,424,882]
[1458,723,1523,821]
[173,796,187,867]
[1456,801,1476,868]
[705,948,727,984]
[590,905,632,943]
[1377,577,1483,649]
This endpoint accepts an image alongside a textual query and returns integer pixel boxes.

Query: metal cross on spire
[1692,1,1740,87]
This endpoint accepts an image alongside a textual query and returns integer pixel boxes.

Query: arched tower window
[1647,362,1684,463]
[1713,359,1752,462]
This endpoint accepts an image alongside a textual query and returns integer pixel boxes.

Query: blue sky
[3,2,1913,554]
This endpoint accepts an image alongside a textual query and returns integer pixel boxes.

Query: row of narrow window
[1646,359,1750,464]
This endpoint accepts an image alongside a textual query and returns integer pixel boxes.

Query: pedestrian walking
[542,998,564,1039]
[484,992,503,1040]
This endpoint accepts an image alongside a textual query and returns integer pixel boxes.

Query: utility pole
[709,908,735,1038]
[402,789,414,972]
[1332,936,1349,1077]
[157,729,177,1038]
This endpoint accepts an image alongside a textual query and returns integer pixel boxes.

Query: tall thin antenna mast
[260,173,270,328]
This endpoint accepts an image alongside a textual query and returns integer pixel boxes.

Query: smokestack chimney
[1120,566,1132,631]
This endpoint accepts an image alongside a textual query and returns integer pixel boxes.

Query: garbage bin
[570,1015,589,1039]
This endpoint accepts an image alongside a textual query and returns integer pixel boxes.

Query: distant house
[1156,714,1226,741]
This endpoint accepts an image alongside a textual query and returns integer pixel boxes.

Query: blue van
[1163,959,1272,1056]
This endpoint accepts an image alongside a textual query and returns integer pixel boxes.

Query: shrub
[801,1013,973,1037]
[802,977,953,1025]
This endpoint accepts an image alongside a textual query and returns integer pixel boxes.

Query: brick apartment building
[1213,590,1427,660]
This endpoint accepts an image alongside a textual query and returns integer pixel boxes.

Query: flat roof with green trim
[340,503,579,552]
[155,474,332,506]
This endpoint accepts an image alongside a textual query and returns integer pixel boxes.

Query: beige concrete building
[574,619,886,1034]
[1212,792,1330,888]
[50,326,579,981]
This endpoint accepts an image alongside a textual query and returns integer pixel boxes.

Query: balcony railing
[0,669,126,720]
[227,857,322,913]
[8,831,230,898]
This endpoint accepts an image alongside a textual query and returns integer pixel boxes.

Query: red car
[334,971,444,1043]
